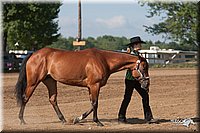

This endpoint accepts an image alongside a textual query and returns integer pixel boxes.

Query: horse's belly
[48,63,88,87]
[57,78,88,87]
[51,75,87,87]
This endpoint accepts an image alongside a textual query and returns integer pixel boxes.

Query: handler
[118,36,156,124]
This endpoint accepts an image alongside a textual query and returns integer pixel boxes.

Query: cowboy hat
[127,36,146,46]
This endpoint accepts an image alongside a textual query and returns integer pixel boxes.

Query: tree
[95,35,128,50]
[140,2,198,50]
[197,2,200,50]
[84,37,96,49]
[3,3,61,51]
[47,36,72,50]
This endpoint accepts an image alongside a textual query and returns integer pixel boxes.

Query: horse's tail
[15,53,33,106]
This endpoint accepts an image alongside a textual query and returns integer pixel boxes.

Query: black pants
[118,79,153,121]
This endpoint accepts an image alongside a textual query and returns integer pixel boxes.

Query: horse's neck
[102,51,137,73]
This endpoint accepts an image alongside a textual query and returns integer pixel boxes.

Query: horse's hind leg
[19,102,26,124]
[42,76,66,123]
[19,84,39,125]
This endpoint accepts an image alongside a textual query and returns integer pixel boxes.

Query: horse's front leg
[74,84,103,126]
[73,87,93,124]
[73,87,94,124]
[92,98,103,126]
[73,105,93,124]
[73,99,103,126]
[90,84,104,126]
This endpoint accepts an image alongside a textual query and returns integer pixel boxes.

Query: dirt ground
[2,68,199,132]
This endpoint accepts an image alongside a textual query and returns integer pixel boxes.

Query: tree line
[47,35,197,51]
[2,2,198,52]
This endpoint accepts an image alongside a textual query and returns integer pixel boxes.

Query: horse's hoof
[73,117,80,124]
[97,122,104,126]
[61,120,67,125]
[20,120,26,125]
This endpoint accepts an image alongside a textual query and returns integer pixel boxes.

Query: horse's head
[131,56,150,92]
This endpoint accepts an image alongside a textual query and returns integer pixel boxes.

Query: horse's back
[28,47,101,66]
[32,47,104,58]
[28,48,105,85]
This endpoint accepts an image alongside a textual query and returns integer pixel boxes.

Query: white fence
[140,47,197,65]
[121,46,198,65]
[140,52,197,65]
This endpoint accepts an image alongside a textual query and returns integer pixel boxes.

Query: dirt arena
[2,68,199,132]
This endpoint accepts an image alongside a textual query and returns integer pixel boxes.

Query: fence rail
[139,52,197,65]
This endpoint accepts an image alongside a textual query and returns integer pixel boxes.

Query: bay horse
[15,47,150,126]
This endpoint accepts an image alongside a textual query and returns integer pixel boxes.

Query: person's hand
[127,47,131,53]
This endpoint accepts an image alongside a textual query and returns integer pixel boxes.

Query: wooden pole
[77,0,81,50]
[78,0,81,41]
[73,0,85,50]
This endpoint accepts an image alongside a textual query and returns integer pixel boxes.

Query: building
[121,46,197,65]
[139,46,197,65]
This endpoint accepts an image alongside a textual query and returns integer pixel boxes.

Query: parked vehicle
[3,53,21,72]
[8,50,34,70]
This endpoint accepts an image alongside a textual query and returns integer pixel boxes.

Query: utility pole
[73,0,85,50]
[78,0,81,41]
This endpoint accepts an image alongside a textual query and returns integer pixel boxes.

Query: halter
[134,59,149,80]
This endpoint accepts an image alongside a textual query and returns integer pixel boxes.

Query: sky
[58,0,164,42]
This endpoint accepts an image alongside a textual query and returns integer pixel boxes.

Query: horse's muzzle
[139,77,150,92]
